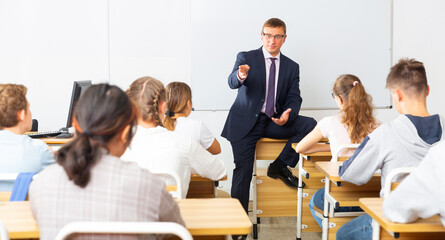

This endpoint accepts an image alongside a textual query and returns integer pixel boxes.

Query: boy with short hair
[0,84,55,190]
[335,58,445,239]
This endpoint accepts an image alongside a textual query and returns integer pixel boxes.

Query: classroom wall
[2,0,444,195]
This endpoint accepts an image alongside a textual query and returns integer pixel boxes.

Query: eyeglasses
[262,32,286,40]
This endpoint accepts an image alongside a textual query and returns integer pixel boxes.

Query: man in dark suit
[222,18,317,215]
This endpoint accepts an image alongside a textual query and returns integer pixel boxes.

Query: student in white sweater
[383,140,445,226]
[122,77,226,198]
[295,74,379,227]
[163,82,221,155]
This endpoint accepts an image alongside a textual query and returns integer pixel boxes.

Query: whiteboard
[190,0,392,110]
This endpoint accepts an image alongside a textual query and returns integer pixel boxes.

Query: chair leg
[253,224,258,239]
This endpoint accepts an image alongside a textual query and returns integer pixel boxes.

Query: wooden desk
[0,199,251,239]
[315,161,380,240]
[0,201,39,239]
[177,198,252,236]
[359,198,445,239]
[41,137,72,145]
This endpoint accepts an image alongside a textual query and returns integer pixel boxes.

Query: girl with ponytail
[295,74,380,227]
[296,74,379,156]
[163,82,221,155]
[122,77,226,199]
[29,84,184,239]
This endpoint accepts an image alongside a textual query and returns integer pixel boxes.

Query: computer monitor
[65,80,92,128]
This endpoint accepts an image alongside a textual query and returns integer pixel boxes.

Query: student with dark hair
[336,58,445,239]
[122,77,226,199]
[29,84,184,240]
[222,18,317,217]
[0,83,54,191]
[163,81,221,155]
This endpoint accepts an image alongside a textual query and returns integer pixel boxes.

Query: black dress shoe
[231,235,247,240]
[267,164,305,188]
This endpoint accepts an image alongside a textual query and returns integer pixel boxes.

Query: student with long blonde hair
[122,77,226,198]
[295,74,379,226]
[163,82,221,155]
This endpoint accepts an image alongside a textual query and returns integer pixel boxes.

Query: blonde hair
[333,74,378,143]
[163,82,192,131]
[126,76,166,126]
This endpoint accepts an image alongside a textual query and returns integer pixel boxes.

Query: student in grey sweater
[336,58,444,240]
[383,140,445,226]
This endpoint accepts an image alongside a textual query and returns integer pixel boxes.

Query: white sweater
[122,126,226,198]
[383,141,445,226]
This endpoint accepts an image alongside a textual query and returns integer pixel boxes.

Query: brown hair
[57,84,138,188]
[163,82,192,131]
[126,76,166,127]
[386,58,428,97]
[263,18,286,34]
[0,84,28,129]
[333,74,377,143]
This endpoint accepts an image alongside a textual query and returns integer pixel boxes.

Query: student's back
[30,154,177,239]
[163,82,221,155]
[0,84,54,191]
[122,125,226,198]
[29,84,183,240]
[124,77,226,198]
[336,58,442,240]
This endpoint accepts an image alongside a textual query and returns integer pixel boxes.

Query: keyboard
[25,130,62,138]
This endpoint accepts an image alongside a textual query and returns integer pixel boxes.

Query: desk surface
[177,198,252,236]
[360,198,445,233]
[315,161,381,182]
[0,199,251,239]
[41,137,72,145]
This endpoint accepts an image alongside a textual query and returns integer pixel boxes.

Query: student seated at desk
[383,140,445,226]
[295,74,379,227]
[336,58,445,240]
[122,77,226,198]
[163,82,221,155]
[29,84,184,240]
[0,84,54,191]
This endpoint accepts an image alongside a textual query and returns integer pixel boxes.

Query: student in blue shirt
[0,84,55,191]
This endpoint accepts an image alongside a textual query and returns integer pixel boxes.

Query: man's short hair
[263,18,286,34]
[386,58,428,97]
[0,84,28,128]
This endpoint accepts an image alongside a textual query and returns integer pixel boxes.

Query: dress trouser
[230,114,316,212]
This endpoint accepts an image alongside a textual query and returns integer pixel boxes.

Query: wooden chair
[372,167,415,239]
[54,221,193,240]
[318,144,382,240]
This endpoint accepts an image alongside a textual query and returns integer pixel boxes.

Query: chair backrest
[54,221,192,240]
[152,171,183,200]
[0,221,9,240]
[383,167,415,198]
[331,144,360,162]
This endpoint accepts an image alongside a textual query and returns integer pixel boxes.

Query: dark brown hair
[0,84,28,129]
[163,82,192,131]
[126,76,166,127]
[386,58,428,97]
[263,18,286,34]
[57,84,138,188]
[333,74,378,143]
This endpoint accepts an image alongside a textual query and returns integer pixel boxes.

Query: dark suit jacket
[222,47,302,142]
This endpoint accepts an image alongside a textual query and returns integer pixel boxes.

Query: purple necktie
[265,58,276,118]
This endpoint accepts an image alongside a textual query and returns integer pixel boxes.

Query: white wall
[1,0,444,195]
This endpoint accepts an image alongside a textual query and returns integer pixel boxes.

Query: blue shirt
[0,130,55,191]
